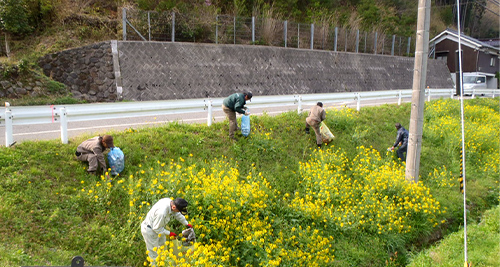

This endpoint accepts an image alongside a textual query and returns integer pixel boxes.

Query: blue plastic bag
[241,110,251,137]
[107,147,125,176]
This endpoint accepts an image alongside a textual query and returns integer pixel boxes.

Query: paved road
[0,97,424,146]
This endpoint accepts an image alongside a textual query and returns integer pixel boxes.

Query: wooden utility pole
[405,0,431,182]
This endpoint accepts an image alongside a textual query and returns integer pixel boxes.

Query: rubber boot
[305,127,310,134]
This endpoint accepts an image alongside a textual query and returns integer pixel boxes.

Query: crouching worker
[305,102,326,148]
[76,135,114,175]
[141,198,193,265]
[389,123,409,162]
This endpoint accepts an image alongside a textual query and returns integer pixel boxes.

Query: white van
[462,73,487,90]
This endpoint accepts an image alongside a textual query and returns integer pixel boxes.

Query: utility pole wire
[455,0,469,265]
[486,0,499,6]
[475,1,500,17]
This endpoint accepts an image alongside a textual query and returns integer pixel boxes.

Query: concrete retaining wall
[39,41,454,102]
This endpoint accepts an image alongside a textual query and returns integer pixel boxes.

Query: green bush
[46,80,66,94]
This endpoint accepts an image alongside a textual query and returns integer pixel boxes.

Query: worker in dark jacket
[390,123,409,161]
[76,135,114,174]
[222,92,252,140]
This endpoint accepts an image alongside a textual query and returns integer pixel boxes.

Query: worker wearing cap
[76,135,114,175]
[222,92,252,140]
[390,123,409,161]
[305,102,326,148]
[141,198,193,264]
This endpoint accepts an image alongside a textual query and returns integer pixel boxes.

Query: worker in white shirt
[141,198,192,263]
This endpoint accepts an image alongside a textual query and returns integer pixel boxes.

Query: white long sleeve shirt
[142,198,188,236]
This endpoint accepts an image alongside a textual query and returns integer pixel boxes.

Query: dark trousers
[397,143,407,161]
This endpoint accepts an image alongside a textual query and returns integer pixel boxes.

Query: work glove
[244,111,250,115]
[186,224,193,228]
[169,232,177,237]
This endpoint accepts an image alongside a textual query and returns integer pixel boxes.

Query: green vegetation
[0,61,86,106]
[1,0,495,62]
[1,0,496,105]
[408,205,500,267]
[0,98,498,266]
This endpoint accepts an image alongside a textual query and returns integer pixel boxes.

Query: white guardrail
[1,88,499,146]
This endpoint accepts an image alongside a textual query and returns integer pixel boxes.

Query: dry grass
[261,7,283,46]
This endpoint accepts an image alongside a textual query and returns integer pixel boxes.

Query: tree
[0,0,33,57]
[0,0,33,35]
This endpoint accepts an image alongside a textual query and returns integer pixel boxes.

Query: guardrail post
[60,108,68,144]
[355,93,361,111]
[5,109,14,147]
[297,95,302,114]
[471,89,475,99]
[398,90,402,105]
[493,90,495,98]
[450,89,454,99]
[427,89,431,102]
[206,99,213,126]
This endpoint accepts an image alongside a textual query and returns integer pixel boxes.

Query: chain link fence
[122,8,414,57]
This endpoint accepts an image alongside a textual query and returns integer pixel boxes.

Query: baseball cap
[174,198,189,215]
[245,92,252,102]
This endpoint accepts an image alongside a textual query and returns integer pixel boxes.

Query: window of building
[437,55,447,61]
[491,57,496,67]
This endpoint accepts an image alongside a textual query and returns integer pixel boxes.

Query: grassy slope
[408,205,500,267]
[0,98,498,266]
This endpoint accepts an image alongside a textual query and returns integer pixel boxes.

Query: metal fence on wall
[122,8,414,57]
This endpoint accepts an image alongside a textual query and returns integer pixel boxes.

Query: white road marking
[12,111,287,136]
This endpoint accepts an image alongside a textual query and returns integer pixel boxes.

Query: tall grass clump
[422,98,499,223]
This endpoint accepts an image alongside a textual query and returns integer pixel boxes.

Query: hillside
[3,0,498,105]
[0,98,498,266]
[1,0,498,62]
